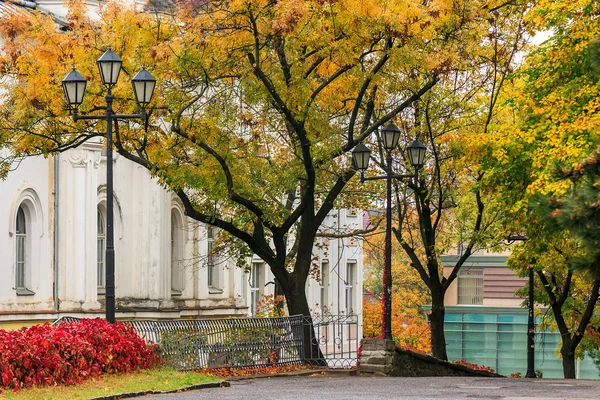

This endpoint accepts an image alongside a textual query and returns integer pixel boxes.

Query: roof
[440,255,508,268]
[143,0,177,13]
[0,1,34,18]
[0,1,68,28]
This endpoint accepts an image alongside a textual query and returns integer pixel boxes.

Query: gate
[303,314,360,368]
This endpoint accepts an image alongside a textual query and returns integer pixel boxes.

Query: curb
[225,368,358,381]
[89,381,231,400]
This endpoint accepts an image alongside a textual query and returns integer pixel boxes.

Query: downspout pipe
[9,1,69,29]
[53,155,59,313]
[9,0,37,8]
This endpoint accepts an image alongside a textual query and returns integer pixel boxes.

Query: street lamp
[352,123,426,340]
[507,234,536,378]
[62,50,156,323]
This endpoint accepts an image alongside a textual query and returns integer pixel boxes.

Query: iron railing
[131,316,305,370]
[303,314,360,368]
[52,314,359,369]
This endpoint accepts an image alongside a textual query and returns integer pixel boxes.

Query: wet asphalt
[140,375,600,400]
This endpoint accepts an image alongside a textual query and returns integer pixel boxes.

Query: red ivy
[203,364,308,377]
[0,318,162,392]
[451,359,495,373]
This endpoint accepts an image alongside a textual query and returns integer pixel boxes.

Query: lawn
[0,368,220,400]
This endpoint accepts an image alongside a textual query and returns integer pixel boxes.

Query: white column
[59,149,97,309]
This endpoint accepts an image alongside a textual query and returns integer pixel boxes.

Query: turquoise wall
[445,308,599,379]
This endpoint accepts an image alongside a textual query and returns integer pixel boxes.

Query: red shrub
[0,318,161,391]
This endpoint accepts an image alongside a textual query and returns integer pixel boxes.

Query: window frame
[345,261,356,315]
[250,262,263,316]
[14,204,35,296]
[15,206,27,291]
[320,260,329,314]
[97,207,106,294]
[207,226,222,293]
[170,209,186,296]
[457,268,484,305]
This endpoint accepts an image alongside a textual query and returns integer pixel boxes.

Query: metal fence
[132,316,305,370]
[53,314,359,369]
[303,314,360,368]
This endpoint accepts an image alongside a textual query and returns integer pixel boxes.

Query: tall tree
[0,0,525,359]
[472,0,600,377]
[380,1,529,359]
[508,230,600,379]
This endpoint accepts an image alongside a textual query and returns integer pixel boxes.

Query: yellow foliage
[362,298,431,353]
[363,230,432,353]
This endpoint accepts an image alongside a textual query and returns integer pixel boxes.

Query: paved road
[141,375,600,400]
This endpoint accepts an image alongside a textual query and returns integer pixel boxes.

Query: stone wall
[360,338,501,377]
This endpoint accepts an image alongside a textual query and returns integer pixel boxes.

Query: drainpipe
[9,1,69,29]
[53,155,59,313]
[9,0,37,8]
[337,209,341,316]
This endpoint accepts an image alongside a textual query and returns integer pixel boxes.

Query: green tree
[473,0,600,378]
[508,232,600,379]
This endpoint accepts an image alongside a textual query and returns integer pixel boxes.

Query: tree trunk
[286,277,326,365]
[429,289,448,361]
[273,278,285,316]
[561,340,577,379]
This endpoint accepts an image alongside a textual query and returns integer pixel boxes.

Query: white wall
[0,152,54,315]
[240,209,364,318]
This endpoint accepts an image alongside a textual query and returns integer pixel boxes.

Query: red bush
[0,318,161,391]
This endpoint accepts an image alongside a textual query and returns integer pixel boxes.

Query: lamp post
[62,50,156,323]
[508,234,535,378]
[352,123,426,340]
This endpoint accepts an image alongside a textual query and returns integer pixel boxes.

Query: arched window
[15,206,27,290]
[12,188,42,296]
[97,208,106,293]
[171,209,185,295]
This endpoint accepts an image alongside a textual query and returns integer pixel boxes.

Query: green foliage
[531,150,600,273]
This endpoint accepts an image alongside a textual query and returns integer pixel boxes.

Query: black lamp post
[508,234,536,378]
[62,50,156,323]
[352,123,426,340]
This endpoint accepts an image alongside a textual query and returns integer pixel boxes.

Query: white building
[0,141,363,327]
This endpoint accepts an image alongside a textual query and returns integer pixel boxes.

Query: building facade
[443,254,599,379]
[0,142,363,328]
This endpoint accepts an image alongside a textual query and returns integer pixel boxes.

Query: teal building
[439,255,600,379]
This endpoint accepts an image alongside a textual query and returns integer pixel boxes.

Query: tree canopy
[475,0,600,377]
[0,0,541,363]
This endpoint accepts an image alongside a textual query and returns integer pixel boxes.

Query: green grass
[0,368,219,400]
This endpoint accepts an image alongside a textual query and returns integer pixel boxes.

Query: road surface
[141,375,600,400]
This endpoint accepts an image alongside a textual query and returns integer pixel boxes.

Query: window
[15,206,27,291]
[458,269,484,305]
[97,208,106,293]
[12,189,41,296]
[345,261,356,314]
[207,226,221,292]
[320,261,329,313]
[250,262,263,316]
[171,210,185,295]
